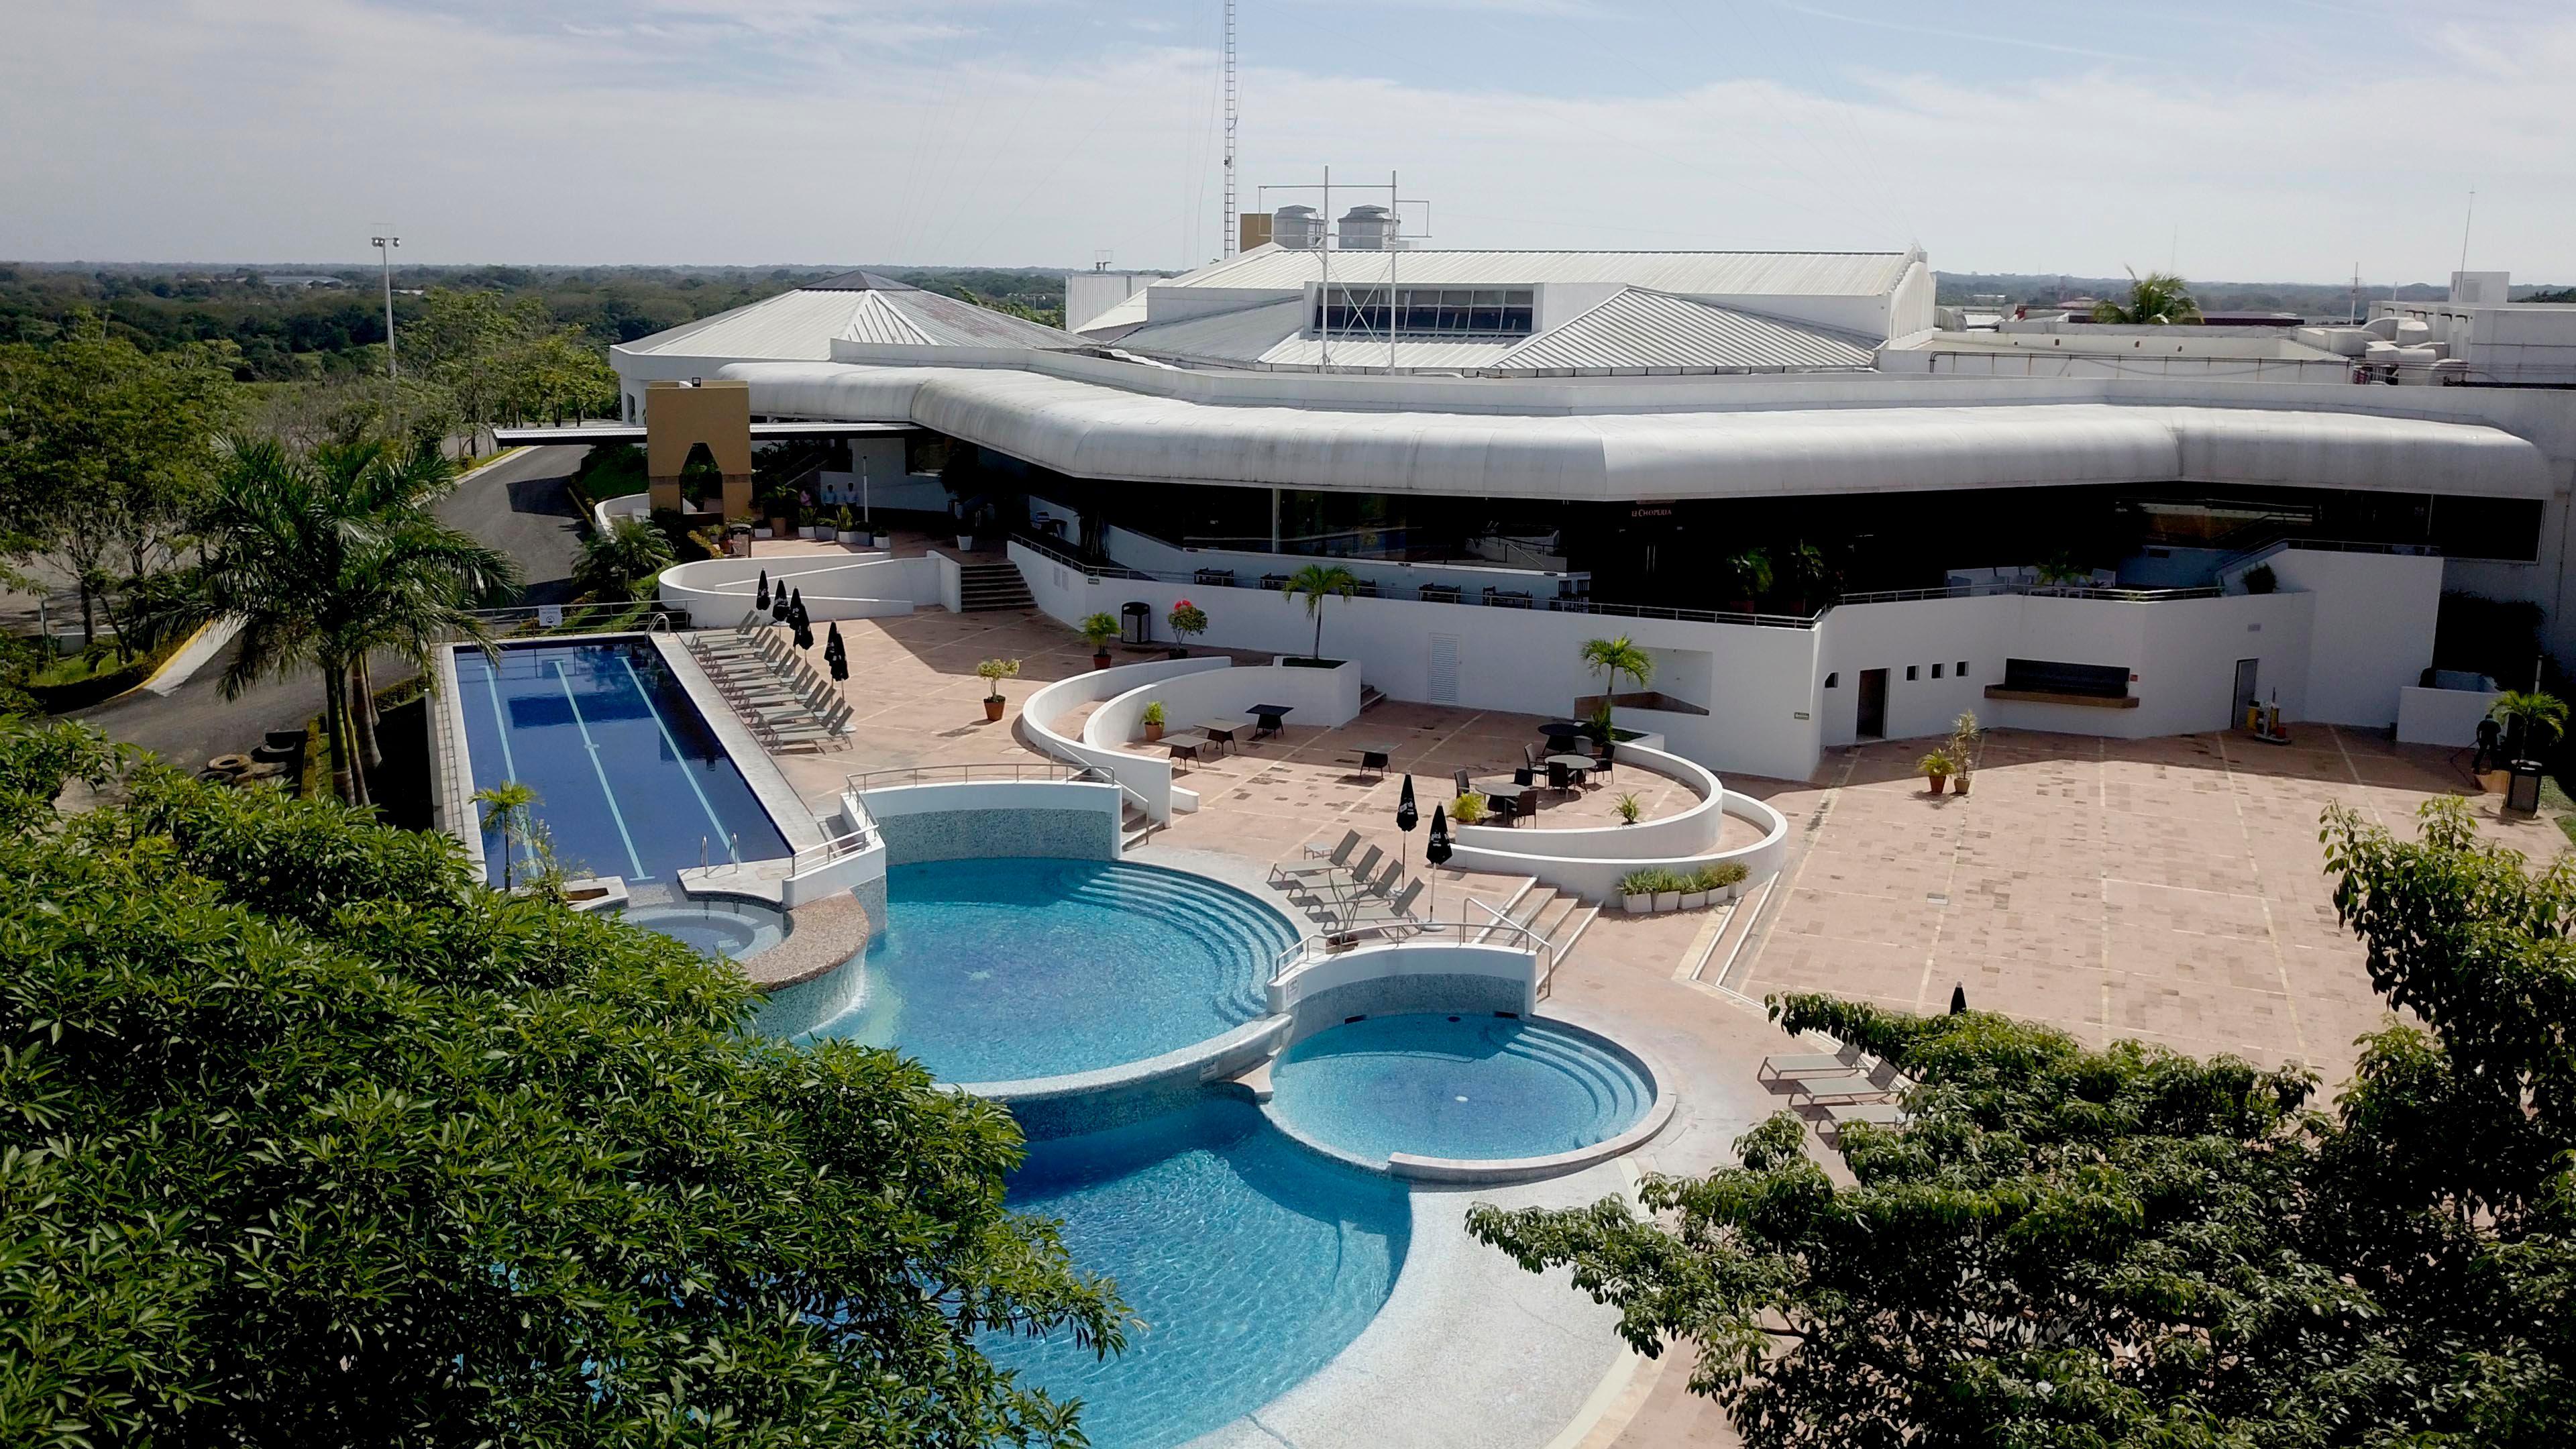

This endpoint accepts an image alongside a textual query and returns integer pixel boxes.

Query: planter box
[1653,890,1681,912]
[872,534,891,549]
[836,529,864,544]
[1680,890,1709,910]
[955,535,977,551]
[753,527,773,539]
[1622,892,1652,914]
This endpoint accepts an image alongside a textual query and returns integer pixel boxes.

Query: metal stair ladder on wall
[957,561,1035,612]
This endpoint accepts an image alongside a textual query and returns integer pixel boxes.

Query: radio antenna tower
[1222,0,1239,257]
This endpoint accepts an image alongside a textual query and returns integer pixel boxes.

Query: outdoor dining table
[1482,779,1532,825]
[1246,703,1295,738]
[1546,753,1598,790]
[1197,719,1249,755]
[1349,743,1395,780]
[1164,733,1210,769]
[1538,719,1588,751]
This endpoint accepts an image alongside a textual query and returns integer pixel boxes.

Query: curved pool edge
[1258,1011,1680,1187]
[966,1014,1293,1138]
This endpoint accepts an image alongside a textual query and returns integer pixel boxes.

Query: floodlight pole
[371,235,400,381]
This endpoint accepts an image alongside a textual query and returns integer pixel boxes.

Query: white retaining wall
[1102,524,1580,614]
[1016,655,1234,821]
[660,553,940,622]
[1267,940,1540,1018]
[1452,741,1723,862]
[2397,685,2500,748]
[1448,790,1791,904]
[1084,659,1363,751]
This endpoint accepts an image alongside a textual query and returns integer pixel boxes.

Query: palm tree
[2092,268,2202,325]
[1722,547,1774,605]
[1285,563,1360,661]
[575,516,676,603]
[2488,690,2567,763]
[474,781,538,889]
[129,436,519,806]
[1580,636,1654,737]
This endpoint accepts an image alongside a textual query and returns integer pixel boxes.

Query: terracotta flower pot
[1953,774,1972,797]
[983,696,1004,722]
[1144,722,1165,741]
[1093,651,1113,670]
[1927,775,1948,795]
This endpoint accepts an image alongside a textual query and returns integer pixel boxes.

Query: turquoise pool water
[991,1097,1408,1448]
[619,900,788,960]
[1267,1014,1653,1164]
[786,857,1295,1084]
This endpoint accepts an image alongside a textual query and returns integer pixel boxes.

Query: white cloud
[3,0,2570,280]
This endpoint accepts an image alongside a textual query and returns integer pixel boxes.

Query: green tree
[125,437,518,806]
[1578,636,1653,737]
[2092,267,2203,325]
[574,515,676,604]
[0,320,244,649]
[1719,545,1773,604]
[1284,563,1360,661]
[0,717,1124,1448]
[1469,793,2576,1446]
[472,780,541,890]
[2485,689,2567,761]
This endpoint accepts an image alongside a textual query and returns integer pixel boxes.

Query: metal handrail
[844,761,1114,792]
[786,820,872,876]
[1268,918,1555,986]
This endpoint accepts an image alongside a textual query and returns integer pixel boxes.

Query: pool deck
[677,602,2563,1449]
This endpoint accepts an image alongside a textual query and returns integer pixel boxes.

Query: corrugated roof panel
[1254,334,1521,370]
[839,291,934,347]
[1490,290,1876,374]
[1110,299,1306,364]
[1164,246,1915,297]
[883,289,1085,348]
[623,290,867,360]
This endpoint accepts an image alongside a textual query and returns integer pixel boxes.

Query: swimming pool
[619,899,790,960]
[1267,1014,1654,1165]
[453,639,790,888]
[782,857,1295,1084]
[990,1096,1407,1449]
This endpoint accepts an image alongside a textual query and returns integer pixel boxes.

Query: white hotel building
[611,244,2576,784]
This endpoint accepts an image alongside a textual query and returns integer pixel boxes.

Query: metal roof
[1085,299,1303,364]
[622,283,1080,360]
[1485,290,1876,374]
[1154,245,1919,297]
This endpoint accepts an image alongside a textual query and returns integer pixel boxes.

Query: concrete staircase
[958,560,1034,612]
[1358,683,1387,712]
[1463,877,1601,999]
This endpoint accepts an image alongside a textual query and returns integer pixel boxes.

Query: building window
[1957,659,1969,675]
[1931,663,1944,679]
[1316,284,1536,335]
[1823,672,1839,688]
[1906,665,1919,681]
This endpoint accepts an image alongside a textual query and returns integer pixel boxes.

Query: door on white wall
[1856,669,1888,740]
[1428,633,1460,704]
[2233,658,2260,727]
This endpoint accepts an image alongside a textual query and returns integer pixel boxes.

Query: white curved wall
[1452,741,1721,862]
[1267,939,1539,1018]
[596,490,651,534]
[1083,659,1362,751]
[1016,656,1232,822]
[661,553,938,623]
[1449,789,1791,904]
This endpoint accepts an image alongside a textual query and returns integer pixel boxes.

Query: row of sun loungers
[684,619,853,753]
[1268,828,1426,936]
[1759,1042,1911,1144]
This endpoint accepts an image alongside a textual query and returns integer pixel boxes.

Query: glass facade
[1313,286,1536,336]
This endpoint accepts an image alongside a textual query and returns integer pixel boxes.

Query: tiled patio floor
[1720,726,2562,1087]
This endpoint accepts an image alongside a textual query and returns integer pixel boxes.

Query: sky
[5,0,2572,283]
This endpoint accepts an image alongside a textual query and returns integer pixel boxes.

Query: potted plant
[1142,700,1166,742]
[834,505,863,545]
[1615,791,1644,824]
[1283,563,1360,665]
[1167,598,1209,658]
[767,495,796,540]
[1079,612,1120,669]
[1452,792,1488,826]
[2241,563,2277,595]
[872,528,892,549]
[1946,710,1983,797]
[1679,869,1711,911]
[2488,690,2567,766]
[1650,869,1682,914]
[1579,635,1653,740]
[1619,868,1656,914]
[1919,749,1958,795]
[975,656,1020,721]
[1711,860,1750,902]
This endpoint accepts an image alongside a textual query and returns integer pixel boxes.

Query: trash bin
[2507,759,2545,816]
[1121,600,1152,646]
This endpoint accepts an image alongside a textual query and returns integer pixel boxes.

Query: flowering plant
[1167,598,1209,644]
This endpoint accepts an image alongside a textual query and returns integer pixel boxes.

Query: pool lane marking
[618,653,740,865]
[552,659,649,881]
[471,655,534,875]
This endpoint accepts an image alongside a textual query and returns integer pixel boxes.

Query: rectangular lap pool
[453,638,791,886]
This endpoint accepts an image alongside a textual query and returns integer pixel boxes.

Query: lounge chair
[1823,1099,1906,1145]
[1271,830,1360,883]
[1758,1042,1868,1089]
[1340,879,1424,932]
[1285,844,1383,900]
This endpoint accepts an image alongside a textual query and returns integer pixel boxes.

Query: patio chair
[1340,879,1425,933]
[1271,830,1360,883]
[1452,768,1474,799]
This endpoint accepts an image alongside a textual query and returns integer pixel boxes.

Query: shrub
[2243,563,2277,594]
[1079,612,1120,649]
[1615,791,1645,823]
[1618,868,1661,898]
[1452,792,1488,825]
[974,655,1022,700]
[1141,701,1165,726]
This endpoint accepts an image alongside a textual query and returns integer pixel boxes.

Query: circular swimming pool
[1267,1013,1654,1165]
[621,900,790,960]
[782,857,1297,1084]
[989,1097,1408,1449]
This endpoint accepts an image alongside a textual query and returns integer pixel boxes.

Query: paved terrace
[730,606,2559,1448]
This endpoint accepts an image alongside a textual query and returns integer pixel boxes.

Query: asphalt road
[72,445,589,770]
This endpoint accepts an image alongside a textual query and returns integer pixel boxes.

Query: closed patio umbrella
[755,569,770,612]
[824,622,848,683]
[1949,983,1968,1014]
[1395,774,1418,864]
[769,580,792,624]
[1424,803,1451,922]
[790,592,813,651]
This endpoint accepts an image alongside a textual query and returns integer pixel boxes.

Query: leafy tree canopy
[0,718,1124,1447]
[1472,795,2576,1446]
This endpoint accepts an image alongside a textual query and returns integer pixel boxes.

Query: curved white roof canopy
[716,359,2551,502]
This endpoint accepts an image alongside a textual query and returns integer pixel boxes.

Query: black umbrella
[755,569,771,612]
[824,622,848,683]
[1424,803,1452,921]
[769,580,792,624]
[1949,983,1968,1015]
[1395,774,1419,863]
[790,592,813,651]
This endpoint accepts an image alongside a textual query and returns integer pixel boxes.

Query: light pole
[370,235,400,380]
